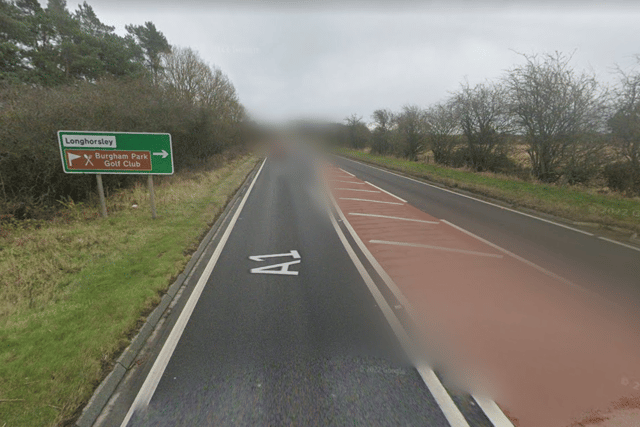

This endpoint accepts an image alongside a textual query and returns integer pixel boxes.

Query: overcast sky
[51,0,640,124]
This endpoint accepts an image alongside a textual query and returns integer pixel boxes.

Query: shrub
[0,77,245,217]
[604,161,640,195]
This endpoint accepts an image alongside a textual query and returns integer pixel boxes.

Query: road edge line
[74,157,263,427]
[338,155,595,237]
[473,395,517,427]
[598,236,640,252]
[338,167,355,177]
[328,189,514,427]
[327,202,471,427]
[365,180,407,203]
[118,158,267,427]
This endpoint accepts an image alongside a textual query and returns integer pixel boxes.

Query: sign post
[95,174,108,218]
[58,131,173,218]
[148,175,157,219]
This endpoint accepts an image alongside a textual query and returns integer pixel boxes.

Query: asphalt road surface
[117,154,467,426]
[332,156,640,315]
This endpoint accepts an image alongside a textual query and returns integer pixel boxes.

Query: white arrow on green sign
[58,131,173,175]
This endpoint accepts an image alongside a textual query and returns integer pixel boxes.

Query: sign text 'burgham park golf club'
[58,131,174,175]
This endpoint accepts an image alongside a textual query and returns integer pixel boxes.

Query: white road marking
[339,197,404,205]
[327,206,471,427]
[597,236,640,252]
[329,190,513,427]
[365,181,407,203]
[339,157,594,236]
[335,188,381,193]
[250,260,301,275]
[329,180,366,185]
[370,239,504,258]
[339,168,355,177]
[349,212,440,224]
[119,158,267,427]
[473,395,516,427]
[440,219,611,304]
[249,250,300,261]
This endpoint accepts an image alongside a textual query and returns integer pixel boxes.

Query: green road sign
[58,131,173,175]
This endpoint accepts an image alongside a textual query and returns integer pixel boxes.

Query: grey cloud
[60,1,640,122]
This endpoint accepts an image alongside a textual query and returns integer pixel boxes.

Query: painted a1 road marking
[251,261,301,275]
[249,250,300,261]
[249,250,301,276]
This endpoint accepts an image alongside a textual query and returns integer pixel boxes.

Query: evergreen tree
[126,21,171,82]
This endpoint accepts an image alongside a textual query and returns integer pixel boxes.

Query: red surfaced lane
[326,165,640,427]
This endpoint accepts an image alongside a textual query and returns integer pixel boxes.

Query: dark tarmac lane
[125,156,453,426]
[333,156,640,314]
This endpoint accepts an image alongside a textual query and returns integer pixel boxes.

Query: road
[102,154,496,426]
[332,156,640,313]
[329,154,640,427]
[94,149,640,427]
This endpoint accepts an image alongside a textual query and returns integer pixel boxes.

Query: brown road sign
[65,150,152,172]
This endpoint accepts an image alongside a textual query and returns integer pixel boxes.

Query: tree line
[0,0,247,218]
[338,52,640,195]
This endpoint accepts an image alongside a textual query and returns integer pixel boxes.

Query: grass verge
[0,153,259,427]
[336,147,640,235]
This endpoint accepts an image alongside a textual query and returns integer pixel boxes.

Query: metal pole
[148,175,157,219]
[96,174,107,218]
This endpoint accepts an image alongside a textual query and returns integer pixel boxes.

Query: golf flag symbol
[68,152,81,165]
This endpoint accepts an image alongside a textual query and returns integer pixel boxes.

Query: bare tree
[395,105,428,161]
[371,109,394,154]
[505,52,606,182]
[608,56,640,187]
[344,114,368,149]
[202,68,238,110]
[161,46,211,104]
[451,81,511,171]
[425,102,459,165]
[162,47,244,123]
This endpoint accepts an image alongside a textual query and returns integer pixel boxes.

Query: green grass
[337,147,640,234]
[0,153,259,427]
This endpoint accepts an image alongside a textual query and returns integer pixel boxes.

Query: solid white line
[329,180,366,185]
[335,188,381,193]
[440,219,607,299]
[339,157,594,236]
[120,158,267,427]
[369,239,504,258]
[365,181,407,203]
[330,188,513,427]
[349,212,440,224]
[338,168,355,177]
[327,207,471,427]
[597,236,640,252]
[339,197,404,205]
[473,395,516,427]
